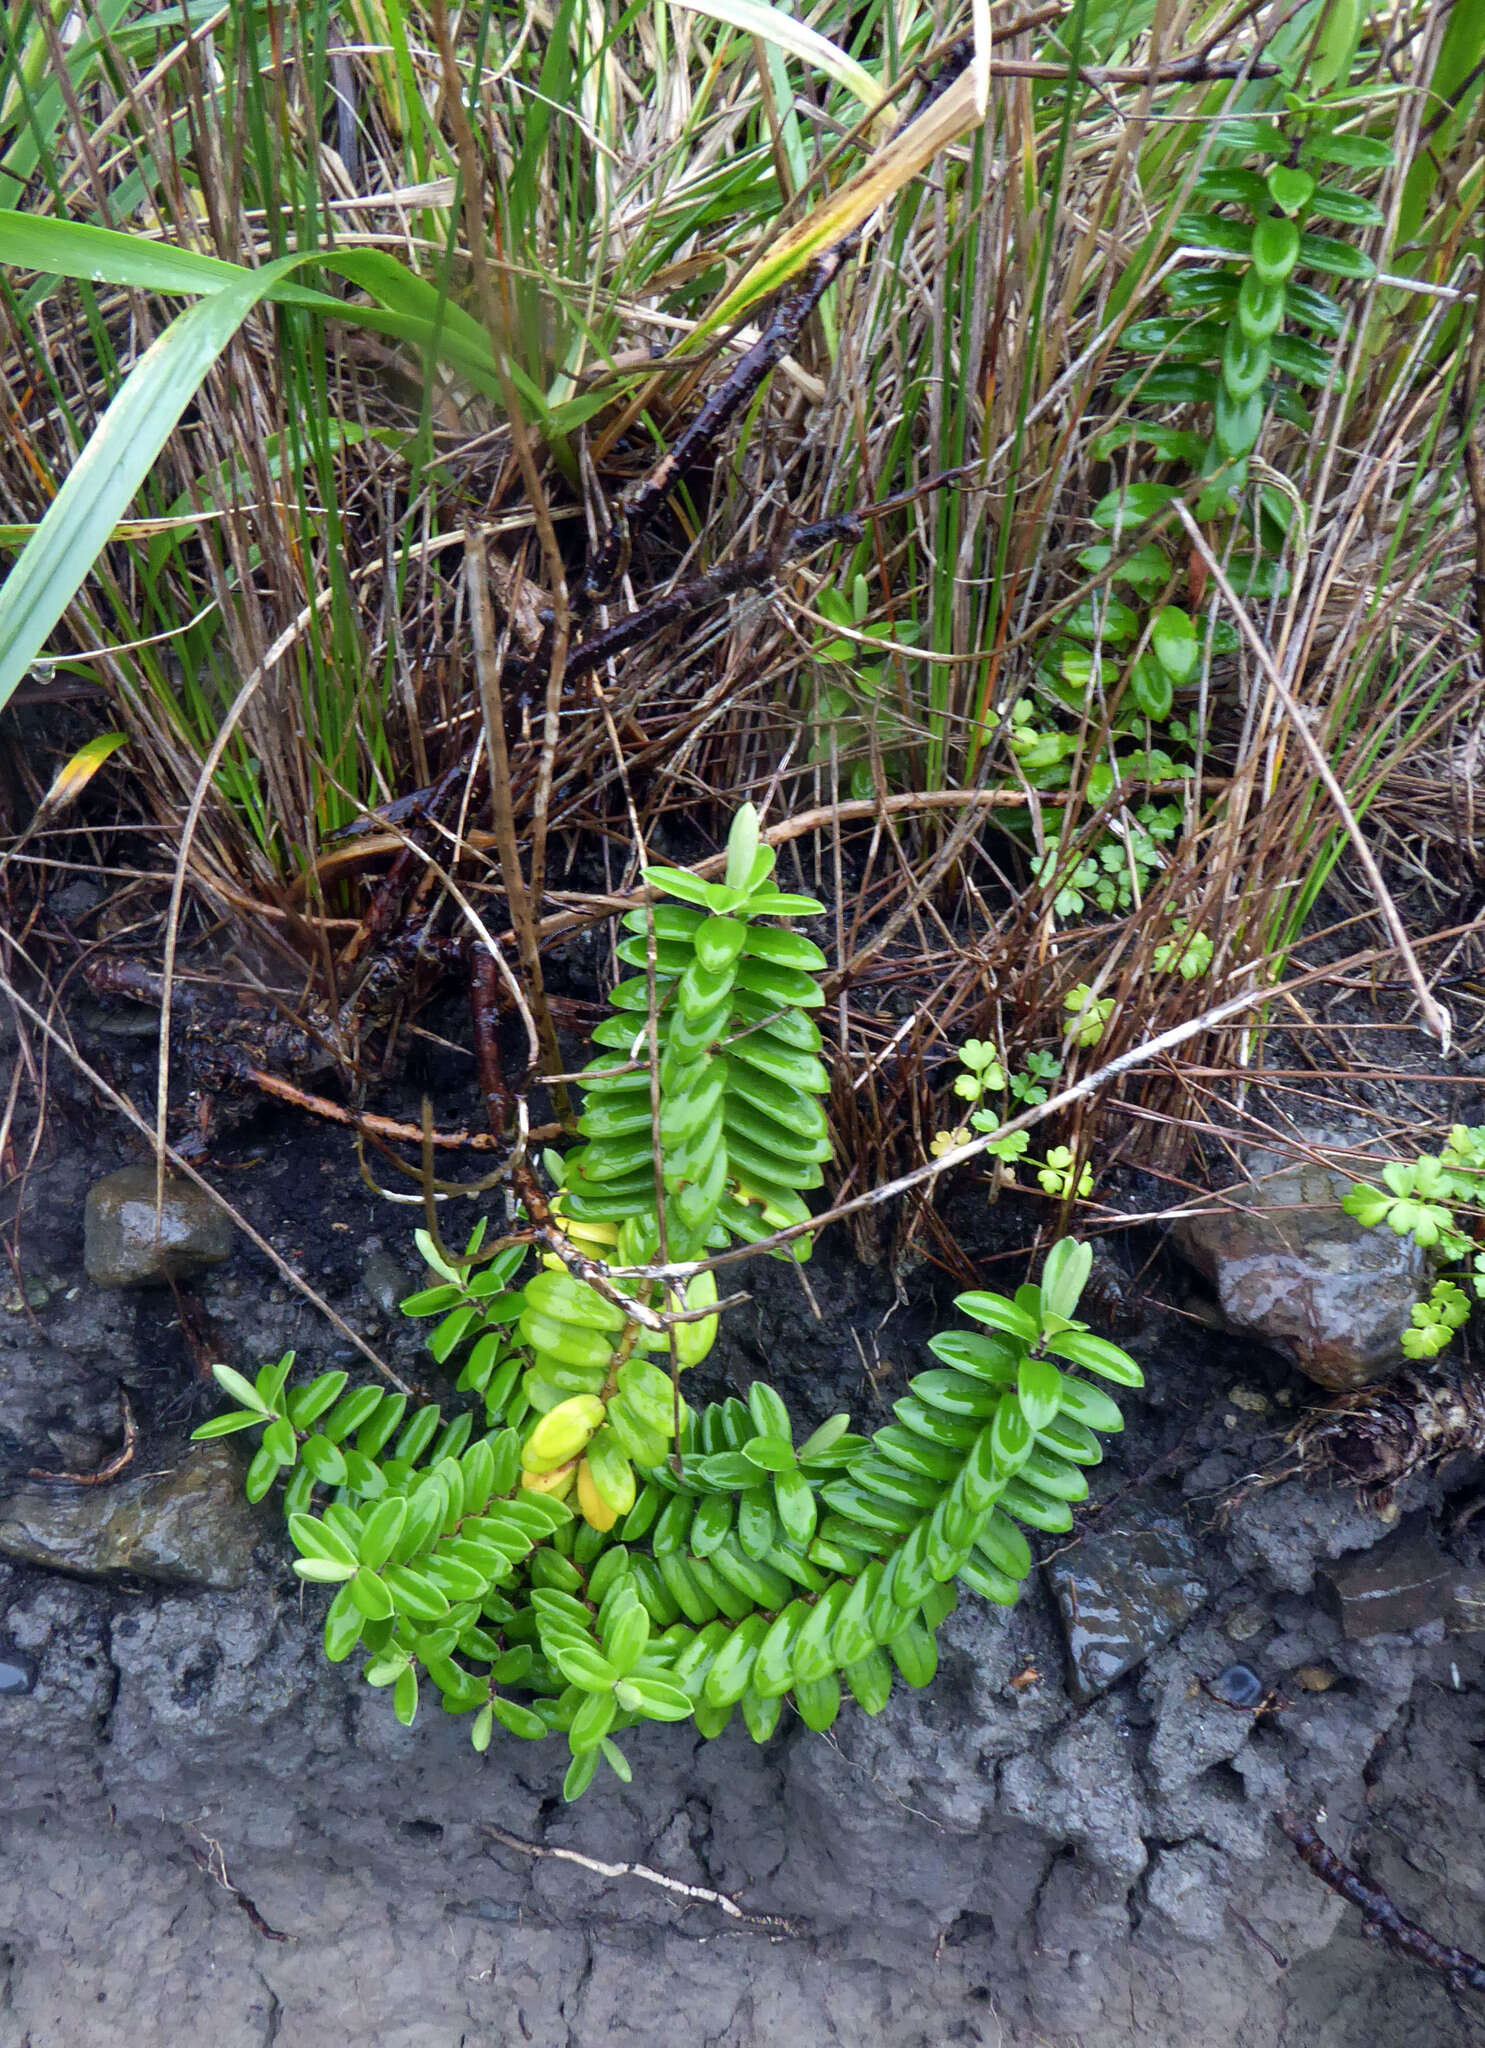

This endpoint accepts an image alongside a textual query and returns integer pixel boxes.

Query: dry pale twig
[480,1823,799,1933]
[1172,501,1452,1052]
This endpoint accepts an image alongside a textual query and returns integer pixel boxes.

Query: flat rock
[1172,1162,1427,1390]
[1045,1508,1207,1702]
[84,1166,234,1288]
[0,1440,270,1589]
[1319,1516,1452,1639]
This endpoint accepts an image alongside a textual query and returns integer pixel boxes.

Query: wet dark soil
[5,985,1485,2044]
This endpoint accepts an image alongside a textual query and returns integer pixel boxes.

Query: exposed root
[1279,1810,1485,1996]
[1290,1366,1485,1500]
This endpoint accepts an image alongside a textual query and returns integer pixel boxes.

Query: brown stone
[1320,1519,1451,1639]
[1172,1162,1428,1390]
[84,1166,234,1288]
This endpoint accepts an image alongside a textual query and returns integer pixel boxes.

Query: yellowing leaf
[34,731,128,820]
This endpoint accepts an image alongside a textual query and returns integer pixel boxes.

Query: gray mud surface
[6,1087,1485,2046]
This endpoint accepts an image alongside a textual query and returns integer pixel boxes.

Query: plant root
[1290,1365,1485,1500]
[1278,1810,1485,1995]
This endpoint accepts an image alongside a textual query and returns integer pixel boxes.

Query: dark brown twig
[583,241,856,602]
[243,1065,543,1151]
[528,469,971,691]
[469,945,513,1139]
[1278,1811,1485,1995]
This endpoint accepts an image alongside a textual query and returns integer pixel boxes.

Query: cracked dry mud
[5,1110,1485,2047]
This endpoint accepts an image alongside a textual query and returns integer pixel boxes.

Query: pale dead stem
[1172,500,1453,1052]
[480,1823,800,1933]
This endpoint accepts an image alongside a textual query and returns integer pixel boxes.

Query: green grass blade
[0,212,505,395]
[0,249,314,711]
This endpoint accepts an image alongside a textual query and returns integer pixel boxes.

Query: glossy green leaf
[320,1385,388,1444]
[1090,484,1178,533]
[614,1676,695,1720]
[742,1434,797,1473]
[288,1513,357,1568]
[1236,270,1287,341]
[1296,231,1374,280]
[381,1564,451,1621]
[1128,654,1174,722]
[286,1372,350,1430]
[1017,1358,1064,1434]
[553,1642,620,1692]
[746,1384,792,1441]
[299,1434,348,1487]
[210,1363,273,1417]
[796,1413,853,1464]
[1045,1330,1144,1386]
[772,1467,818,1547]
[1306,187,1384,227]
[990,1398,1035,1477]
[323,1582,365,1662]
[1111,366,1217,406]
[349,1566,396,1621]
[1221,325,1271,402]
[1214,383,1264,460]
[492,1695,548,1740]
[1176,212,1255,257]
[1250,215,1300,285]
[393,1665,420,1726]
[293,1555,358,1585]
[1265,166,1315,216]
[955,1292,1040,1343]
[602,1602,650,1678]
[1151,606,1199,683]
[191,1409,266,1441]
[569,1688,618,1753]
[357,1497,410,1570]
[1307,132,1392,170]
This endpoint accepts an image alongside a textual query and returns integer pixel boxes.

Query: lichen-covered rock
[1172,1162,1427,1390]
[83,1165,234,1287]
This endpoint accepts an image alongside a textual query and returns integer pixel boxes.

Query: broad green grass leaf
[0,213,503,396]
[0,214,523,710]
[0,249,305,711]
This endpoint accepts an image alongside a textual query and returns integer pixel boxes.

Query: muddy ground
[5,1012,1485,2047]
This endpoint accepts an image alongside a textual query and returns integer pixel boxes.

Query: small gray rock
[0,1440,270,1589]
[362,1249,412,1318]
[1045,1507,1207,1702]
[83,1166,234,1287]
[0,1647,35,1694]
[1172,1162,1427,1390]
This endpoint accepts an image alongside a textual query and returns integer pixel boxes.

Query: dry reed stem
[1172,501,1452,1052]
